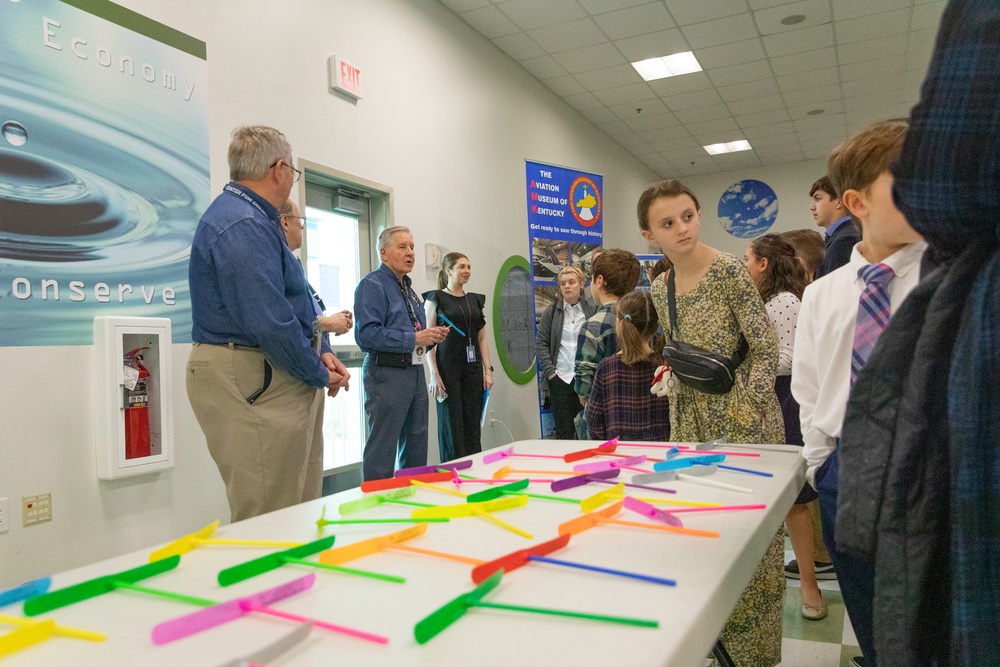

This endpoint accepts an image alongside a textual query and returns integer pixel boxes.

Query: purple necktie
[851,263,895,385]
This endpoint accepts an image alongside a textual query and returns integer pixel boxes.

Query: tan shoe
[801,599,828,620]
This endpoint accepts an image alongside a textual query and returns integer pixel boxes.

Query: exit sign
[329,55,362,100]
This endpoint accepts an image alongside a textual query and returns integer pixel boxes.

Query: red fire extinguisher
[123,347,152,459]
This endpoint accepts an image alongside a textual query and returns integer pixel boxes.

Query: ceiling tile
[746,132,800,148]
[459,5,521,38]
[767,46,836,76]
[662,87,725,111]
[694,37,768,69]
[614,131,652,147]
[497,0,587,30]
[839,55,906,82]
[786,99,843,118]
[795,124,848,139]
[763,23,834,57]
[550,42,627,73]
[727,93,787,114]
[439,0,490,11]
[841,74,903,97]
[735,108,791,128]
[677,162,721,177]
[781,84,842,107]
[646,72,715,97]
[653,136,702,153]
[625,110,682,130]
[835,9,911,44]
[521,55,569,79]
[643,124,695,142]
[544,74,588,96]
[592,81,658,105]
[836,33,907,64]
[832,0,910,21]
[754,142,808,158]
[529,17,607,52]
[749,0,809,8]
[742,121,796,139]
[630,143,661,157]
[597,119,634,135]
[673,103,735,124]
[760,152,805,165]
[659,144,709,161]
[492,32,546,60]
[680,13,759,50]
[791,113,846,132]
[706,60,775,88]
[776,66,838,93]
[580,106,620,124]
[842,89,910,111]
[609,97,669,119]
[796,138,841,153]
[753,0,831,36]
[592,3,676,40]
[614,28,691,61]
[578,0,654,15]
[667,0,751,26]
[564,91,606,111]
[717,77,780,103]
[802,148,833,160]
[686,116,740,137]
[573,64,643,91]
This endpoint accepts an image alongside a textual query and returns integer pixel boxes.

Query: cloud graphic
[754,197,771,209]
[742,192,756,203]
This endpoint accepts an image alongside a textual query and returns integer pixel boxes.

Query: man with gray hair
[187,125,350,521]
[354,226,449,480]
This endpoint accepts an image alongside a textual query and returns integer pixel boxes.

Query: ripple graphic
[0,73,209,345]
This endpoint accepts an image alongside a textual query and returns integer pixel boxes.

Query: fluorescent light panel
[703,140,753,155]
[631,51,702,81]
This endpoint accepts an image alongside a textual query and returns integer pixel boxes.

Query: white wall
[0,0,669,586]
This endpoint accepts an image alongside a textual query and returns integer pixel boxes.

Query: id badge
[412,345,426,365]
[466,345,476,363]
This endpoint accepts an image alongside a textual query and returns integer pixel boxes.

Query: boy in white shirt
[792,118,926,667]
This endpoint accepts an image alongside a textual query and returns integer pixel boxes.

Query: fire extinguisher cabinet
[94,316,174,479]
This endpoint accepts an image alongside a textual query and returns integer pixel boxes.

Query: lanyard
[399,275,419,330]
[223,183,273,220]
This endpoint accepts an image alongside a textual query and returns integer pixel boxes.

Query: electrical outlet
[489,410,497,424]
[0,497,9,534]
[23,492,52,526]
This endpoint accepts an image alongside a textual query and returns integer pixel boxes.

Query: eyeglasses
[282,214,306,228]
[272,159,302,183]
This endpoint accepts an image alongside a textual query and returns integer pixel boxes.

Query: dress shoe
[801,599,827,620]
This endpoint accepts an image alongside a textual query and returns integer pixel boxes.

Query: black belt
[371,351,411,368]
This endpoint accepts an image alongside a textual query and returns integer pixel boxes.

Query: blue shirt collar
[826,215,852,237]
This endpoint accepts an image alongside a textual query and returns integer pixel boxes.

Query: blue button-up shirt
[189,183,330,388]
[825,215,852,240]
[354,263,426,355]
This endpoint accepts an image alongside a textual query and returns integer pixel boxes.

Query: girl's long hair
[616,291,663,365]
[751,234,807,302]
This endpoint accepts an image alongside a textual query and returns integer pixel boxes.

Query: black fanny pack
[663,270,748,395]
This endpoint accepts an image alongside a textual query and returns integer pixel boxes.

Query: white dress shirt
[792,241,927,484]
[556,301,586,384]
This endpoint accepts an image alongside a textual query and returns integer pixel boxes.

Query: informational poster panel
[525,160,603,438]
[0,0,209,345]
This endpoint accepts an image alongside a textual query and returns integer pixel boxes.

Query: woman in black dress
[424,253,493,461]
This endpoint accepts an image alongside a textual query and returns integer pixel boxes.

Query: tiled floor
[778,547,863,667]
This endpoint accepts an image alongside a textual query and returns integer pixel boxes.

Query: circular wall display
[717,179,779,238]
[492,255,536,385]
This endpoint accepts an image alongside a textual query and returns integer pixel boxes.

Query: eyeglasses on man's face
[272,159,301,183]
[282,214,306,228]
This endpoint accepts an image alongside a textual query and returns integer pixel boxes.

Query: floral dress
[651,253,785,667]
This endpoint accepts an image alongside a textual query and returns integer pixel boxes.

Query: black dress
[424,290,486,462]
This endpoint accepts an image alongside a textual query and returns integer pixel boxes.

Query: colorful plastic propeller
[0,578,50,608]
[0,614,105,657]
[470,534,675,587]
[395,460,473,477]
[562,442,618,463]
[218,536,405,586]
[151,574,388,646]
[635,467,753,494]
[337,486,435,515]
[215,621,313,667]
[360,471,452,493]
[580,482,628,512]
[317,505,448,528]
[573,455,651,474]
[482,445,562,465]
[149,521,303,562]
[621,497,685,526]
[652,454,726,471]
[413,570,658,644]
[319,522,484,566]
[558,501,719,539]
[491,465,586,481]
[465,478,577,505]
[412,495,533,538]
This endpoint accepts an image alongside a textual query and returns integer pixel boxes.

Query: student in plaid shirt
[585,290,670,441]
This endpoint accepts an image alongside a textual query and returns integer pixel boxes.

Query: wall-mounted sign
[328,54,362,99]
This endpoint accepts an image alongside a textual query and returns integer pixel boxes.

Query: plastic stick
[653,454,726,472]
[482,446,562,464]
[622,497,684,527]
[319,523,485,566]
[550,468,621,492]
[149,521,302,562]
[588,477,678,495]
[664,504,766,514]
[318,506,449,528]
[360,471,452,492]
[338,487,435,515]
[465,478,577,505]
[412,495,533,538]
[676,473,753,494]
[409,480,469,498]
[111,581,217,606]
[242,601,389,645]
[435,311,466,337]
[0,614,105,642]
[581,482,627,512]
[470,535,571,583]
[613,442,761,457]
[527,555,676,587]
[0,619,55,658]
[448,469,506,485]
[413,570,656,645]
[23,555,180,616]
[492,465,586,480]
[712,464,774,477]
[395,460,473,477]
[558,502,719,538]
[0,578,50,608]
[573,455,652,474]
[215,621,314,667]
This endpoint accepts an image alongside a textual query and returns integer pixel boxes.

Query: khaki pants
[186,344,321,522]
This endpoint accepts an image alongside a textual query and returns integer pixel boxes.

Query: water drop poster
[0,0,208,345]
[525,160,603,438]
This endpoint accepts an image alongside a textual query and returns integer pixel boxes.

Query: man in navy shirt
[187,125,350,521]
[354,226,449,480]
[811,175,861,279]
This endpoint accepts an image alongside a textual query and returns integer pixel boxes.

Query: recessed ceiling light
[780,14,807,25]
[631,51,703,82]
[703,140,753,155]
[806,109,825,116]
